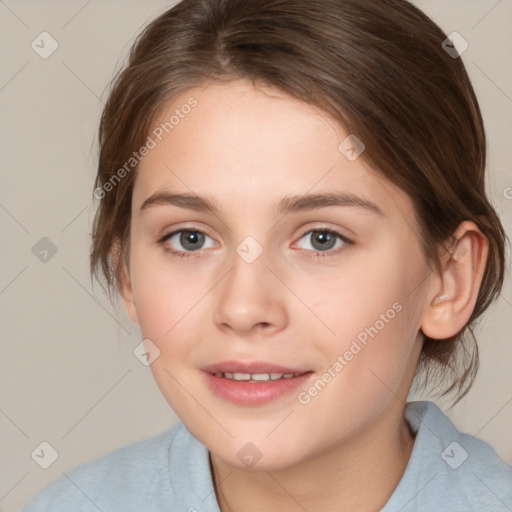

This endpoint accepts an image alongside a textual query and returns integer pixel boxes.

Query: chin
[211,447,304,472]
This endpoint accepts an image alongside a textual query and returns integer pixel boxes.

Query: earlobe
[420,221,489,340]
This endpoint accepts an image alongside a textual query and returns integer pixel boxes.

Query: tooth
[219,371,302,381]
[233,373,251,380]
[251,373,270,381]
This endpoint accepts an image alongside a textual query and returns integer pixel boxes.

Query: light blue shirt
[24,401,512,511]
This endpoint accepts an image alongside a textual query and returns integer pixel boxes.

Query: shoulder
[383,401,512,512]
[23,422,193,511]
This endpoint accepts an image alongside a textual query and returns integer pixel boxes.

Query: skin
[120,79,488,511]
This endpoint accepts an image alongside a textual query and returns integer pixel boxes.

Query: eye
[159,229,216,255]
[296,228,352,254]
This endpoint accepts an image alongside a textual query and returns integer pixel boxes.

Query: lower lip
[203,371,314,406]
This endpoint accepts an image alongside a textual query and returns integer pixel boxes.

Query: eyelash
[158,227,353,260]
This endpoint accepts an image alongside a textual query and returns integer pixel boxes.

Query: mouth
[201,360,314,406]
[211,371,305,382]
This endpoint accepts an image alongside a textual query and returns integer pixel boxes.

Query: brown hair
[90,0,508,402]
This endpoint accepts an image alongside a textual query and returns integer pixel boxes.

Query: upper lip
[202,360,310,375]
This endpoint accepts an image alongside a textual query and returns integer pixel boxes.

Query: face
[122,79,429,470]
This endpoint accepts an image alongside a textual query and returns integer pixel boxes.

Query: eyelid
[294,222,353,242]
[157,226,218,257]
[293,227,353,254]
[157,222,216,242]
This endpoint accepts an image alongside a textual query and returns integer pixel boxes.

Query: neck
[210,402,415,512]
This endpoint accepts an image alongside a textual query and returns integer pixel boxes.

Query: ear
[112,238,139,325]
[420,221,489,339]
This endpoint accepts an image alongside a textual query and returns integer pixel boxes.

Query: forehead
[133,79,415,223]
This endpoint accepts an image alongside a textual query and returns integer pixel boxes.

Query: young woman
[25,0,511,510]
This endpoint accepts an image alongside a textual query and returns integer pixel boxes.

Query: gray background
[0,1,511,510]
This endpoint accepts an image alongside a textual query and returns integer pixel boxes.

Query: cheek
[312,240,425,382]
[129,247,205,348]
[314,250,415,334]
[295,294,421,439]
[129,255,207,414]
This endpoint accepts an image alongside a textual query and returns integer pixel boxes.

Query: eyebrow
[140,191,384,216]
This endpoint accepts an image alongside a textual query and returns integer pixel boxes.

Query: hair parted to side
[90,0,508,403]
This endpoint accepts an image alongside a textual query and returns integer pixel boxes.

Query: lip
[201,360,314,406]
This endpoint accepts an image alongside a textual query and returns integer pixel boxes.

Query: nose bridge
[212,239,288,335]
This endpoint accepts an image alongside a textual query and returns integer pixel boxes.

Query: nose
[212,246,288,338]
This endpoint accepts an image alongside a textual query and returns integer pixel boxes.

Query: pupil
[181,231,204,251]
[312,231,335,251]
